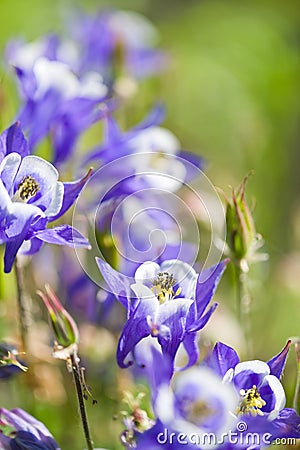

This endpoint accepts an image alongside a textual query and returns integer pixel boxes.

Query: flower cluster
[0,5,299,450]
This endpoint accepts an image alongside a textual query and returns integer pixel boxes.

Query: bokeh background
[0,0,300,449]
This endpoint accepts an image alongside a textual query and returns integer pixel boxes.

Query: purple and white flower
[204,341,300,441]
[0,122,91,272]
[97,257,228,371]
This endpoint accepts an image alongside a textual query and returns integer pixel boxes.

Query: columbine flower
[69,9,168,82]
[85,107,203,191]
[0,122,92,272]
[133,348,237,450]
[97,257,228,371]
[7,37,108,164]
[0,408,60,449]
[204,341,300,440]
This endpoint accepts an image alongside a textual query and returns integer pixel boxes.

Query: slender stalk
[14,258,30,353]
[293,341,300,414]
[234,262,252,358]
[71,353,94,450]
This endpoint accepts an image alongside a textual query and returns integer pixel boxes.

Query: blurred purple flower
[7,37,108,165]
[0,408,60,449]
[0,122,91,272]
[69,9,168,81]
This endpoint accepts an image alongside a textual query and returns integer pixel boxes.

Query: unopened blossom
[37,285,79,360]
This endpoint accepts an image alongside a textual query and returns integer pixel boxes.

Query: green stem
[234,262,252,358]
[14,258,30,353]
[71,353,94,450]
[293,341,300,414]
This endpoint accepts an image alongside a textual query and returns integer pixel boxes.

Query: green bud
[225,174,256,266]
[37,285,79,359]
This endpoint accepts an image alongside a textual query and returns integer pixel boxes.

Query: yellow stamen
[13,176,39,202]
[237,385,266,416]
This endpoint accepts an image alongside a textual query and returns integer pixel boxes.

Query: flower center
[183,399,216,426]
[151,271,181,303]
[14,176,40,202]
[237,385,266,416]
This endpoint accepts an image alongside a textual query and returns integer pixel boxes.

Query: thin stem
[234,262,253,358]
[14,258,30,353]
[71,353,94,450]
[293,341,300,414]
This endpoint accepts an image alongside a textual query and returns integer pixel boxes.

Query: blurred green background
[0,0,300,449]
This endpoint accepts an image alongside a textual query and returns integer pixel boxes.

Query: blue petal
[267,340,291,379]
[131,103,165,132]
[0,122,29,164]
[243,408,300,439]
[195,259,229,318]
[3,205,43,272]
[157,298,192,365]
[186,302,218,333]
[204,341,240,377]
[179,332,199,371]
[49,168,93,222]
[11,431,52,450]
[32,225,90,248]
[96,257,134,313]
[116,298,156,368]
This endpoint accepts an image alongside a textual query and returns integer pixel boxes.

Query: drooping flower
[0,122,91,272]
[97,257,228,371]
[0,408,60,449]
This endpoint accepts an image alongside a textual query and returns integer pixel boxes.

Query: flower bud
[225,175,256,262]
[224,174,268,272]
[37,285,79,359]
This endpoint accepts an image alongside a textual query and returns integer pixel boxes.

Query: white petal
[0,153,22,194]
[15,155,59,188]
[110,11,159,47]
[33,57,80,99]
[234,360,270,377]
[130,282,157,301]
[45,181,64,217]
[264,374,286,411]
[161,259,197,297]
[135,261,160,283]
[130,127,180,155]
[79,72,107,99]
[223,368,234,384]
